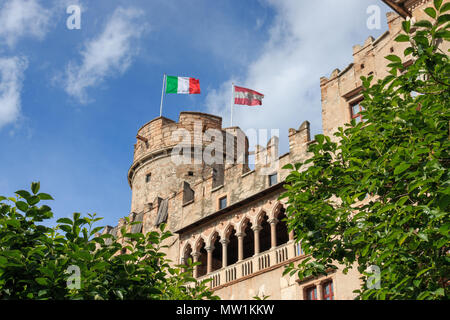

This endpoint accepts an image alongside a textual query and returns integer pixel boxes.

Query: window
[351,101,365,123]
[322,280,334,300]
[269,173,278,187]
[212,165,224,189]
[219,196,227,210]
[183,181,195,205]
[145,173,151,183]
[306,286,318,300]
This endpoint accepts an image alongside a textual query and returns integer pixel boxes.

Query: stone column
[268,218,279,249]
[220,239,229,268]
[192,252,201,278]
[236,232,246,261]
[205,246,214,274]
[289,230,295,241]
[317,283,323,300]
[180,257,186,268]
[252,225,263,255]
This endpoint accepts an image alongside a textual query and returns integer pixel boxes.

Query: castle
[101,0,448,300]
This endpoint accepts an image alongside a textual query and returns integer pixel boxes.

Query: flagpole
[160,73,166,117]
[230,82,234,127]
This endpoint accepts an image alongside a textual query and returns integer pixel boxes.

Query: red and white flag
[234,86,264,106]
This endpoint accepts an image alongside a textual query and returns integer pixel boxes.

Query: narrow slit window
[269,173,277,186]
[219,196,227,210]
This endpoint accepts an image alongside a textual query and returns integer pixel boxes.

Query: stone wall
[321,0,449,138]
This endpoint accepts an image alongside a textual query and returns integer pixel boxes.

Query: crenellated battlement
[112,111,313,251]
[133,112,223,162]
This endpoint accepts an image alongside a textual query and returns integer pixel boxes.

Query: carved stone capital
[236,232,246,238]
[252,225,263,232]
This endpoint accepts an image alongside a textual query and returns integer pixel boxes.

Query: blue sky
[0,0,391,227]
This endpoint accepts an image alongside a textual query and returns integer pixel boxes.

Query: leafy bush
[0,182,218,300]
[281,1,449,300]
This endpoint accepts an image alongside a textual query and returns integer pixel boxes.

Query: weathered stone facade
[103,0,447,300]
[322,0,449,138]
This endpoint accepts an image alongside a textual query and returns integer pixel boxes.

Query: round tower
[127,112,238,216]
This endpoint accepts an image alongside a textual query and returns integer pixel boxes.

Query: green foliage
[281,3,449,300]
[0,185,218,300]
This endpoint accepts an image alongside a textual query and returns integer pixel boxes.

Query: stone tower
[127,112,248,233]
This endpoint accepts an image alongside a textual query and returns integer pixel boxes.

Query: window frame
[322,280,334,300]
[218,196,227,210]
[350,100,365,124]
[305,286,318,300]
[268,173,278,187]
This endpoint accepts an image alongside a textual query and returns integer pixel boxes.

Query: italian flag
[166,76,201,94]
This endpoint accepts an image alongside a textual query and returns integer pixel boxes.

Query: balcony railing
[197,240,305,289]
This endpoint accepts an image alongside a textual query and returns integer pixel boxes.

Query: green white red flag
[166,76,201,94]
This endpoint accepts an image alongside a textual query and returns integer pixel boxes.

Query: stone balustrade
[197,240,305,290]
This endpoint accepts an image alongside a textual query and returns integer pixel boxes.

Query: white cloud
[63,7,147,104]
[206,0,386,152]
[0,56,28,129]
[0,0,51,48]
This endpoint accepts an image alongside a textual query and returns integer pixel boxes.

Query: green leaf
[414,20,433,29]
[38,193,54,200]
[402,20,411,33]
[440,2,450,12]
[394,163,411,175]
[27,196,40,206]
[434,0,443,11]
[417,233,428,242]
[395,34,410,42]
[31,182,40,195]
[385,55,402,63]
[404,47,414,56]
[16,201,29,212]
[437,14,450,25]
[35,278,48,286]
[115,290,124,300]
[435,29,450,40]
[398,234,409,246]
[15,190,31,200]
[434,288,445,296]
[425,7,437,19]
[56,217,73,225]
[6,219,20,228]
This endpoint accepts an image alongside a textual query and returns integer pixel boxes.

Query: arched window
[211,232,222,272]
[227,228,239,266]
[259,213,271,253]
[197,239,208,278]
[242,219,254,260]
[183,244,193,273]
[275,206,290,247]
